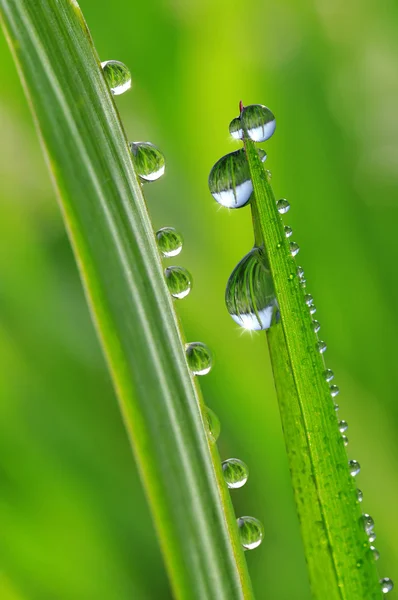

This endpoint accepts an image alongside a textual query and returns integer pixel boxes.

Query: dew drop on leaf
[349,459,361,476]
[290,242,300,257]
[156,227,183,258]
[380,578,394,594]
[185,342,213,376]
[324,369,334,382]
[240,104,276,142]
[222,458,249,489]
[101,60,131,95]
[361,513,375,535]
[316,340,327,353]
[304,294,314,306]
[284,226,293,238]
[370,546,380,561]
[205,407,220,442]
[237,516,264,550]
[338,420,348,433]
[357,489,363,503]
[208,149,252,208]
[129,142,165,182]
[312,320,321,333]
[165,266,191,299]
[330,385,340,398]
[277,199,290,214]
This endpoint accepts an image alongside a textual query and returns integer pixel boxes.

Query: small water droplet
[130,142,165,182]
[370,546,380,561]
[297,266,305,279]
[277,199,290,214]
[229,116,244,140]
[357,489,363,503]
[316,340,327,353]
[241,104,276,142]
[237,516,264,550]
[290,242,300,257]
[209,149,252,209]
[222,458,249,489]
[342,435,349,446]
[165,266,192,299]
[285,226,293,238]
[225,247,277,331]
[334,403,339,411]
[300,280,307,288]
[362,514,375,535]
[156,227,183,257]
[312,320,321,333]
[101,60,131,95]
[304,294,314,306]
[324,369,334,382]
[339,420,348,433]
[205,407,220,442]
[380,578,394,594]
[185,342,213,376]
[330,385,340,398]
[369,532,377,543]
[349,459,360,476]
[309,305,317,315]
[265,169,272,181]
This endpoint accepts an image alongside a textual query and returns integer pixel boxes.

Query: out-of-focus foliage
[0,0,397,598]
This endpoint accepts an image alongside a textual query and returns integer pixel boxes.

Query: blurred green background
[0,0,397,598]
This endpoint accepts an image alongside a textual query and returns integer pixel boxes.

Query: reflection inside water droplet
[324,369,334,382]
[229,116,243,140]
[380,578,394,593]
[240,104,276,142]
[185,342,213,376]
[290,242,300,257]
[222,458,249,489]
[156,227,183,257]
[237,516,264,550]
[277,199,290,214]
[285,226,293,238]
[349,459,361,476]
[316,340,327,353]
[165,266,191,299]
[208,149,252,209]
[130,141,165,182]
[101,60,131,95]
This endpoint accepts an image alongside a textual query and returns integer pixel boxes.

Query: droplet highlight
[285,226,293,238]
[277,199,290,214]
[380,578,394,594]
[349,459,361,476]
[222,458,249,489]
[237,516,264,550]
[225,246,277,331]
[156,227,183,258]
[101,60,131,95]
[165,266,192,299]
[185,342,213,376]
[241,104,276,142]
[369,532,377,543]
[130,142,165,182]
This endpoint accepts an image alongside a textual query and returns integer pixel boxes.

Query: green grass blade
[0,1,254,598]
[244,137,382,598]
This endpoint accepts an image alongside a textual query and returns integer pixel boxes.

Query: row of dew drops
[101,60,263,552]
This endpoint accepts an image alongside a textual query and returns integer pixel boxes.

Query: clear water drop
[349,459,361,476]
[324,369,334,382]
[297,266,305,279]
[165,266,192,299]
[205,407,220,442]
[208,149,252,209]
[357,489,363,503]
[304,294,314,306]
[222,458,249,489]
[258,148,268,163]
[225,246,277,331]
[290,242,300,257]
[312,320,321,333]
[369,532,377,543]
[370,546,380,561]
[330,385,340,398]
[316,340,327,353]
[342,435,349,446]
[309,305,317,315]
[277,199,290,214]
[229,116,243,140]
[156,227,183,258]
[339,420,348,433]
[241,104,276,142]
[285,226,293,238]
[300,280,307,289]
[362,514,375,535]
[334,403,339,411]
[130,142,165,182]
[237,516,264,550]
[380,578,394,593]
[185,342,213,376]
[101,60,131,95]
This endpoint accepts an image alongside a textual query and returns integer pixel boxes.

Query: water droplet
[258,149,268,163]
[101,60,131,95]
[297,266,305,279]
[357,489,363,503]
[130,142,165,182]
[156,227,183,257]
[165,266,192,299]
[380,578,394,594]
[324,369,334,382]
[208,149,252,209]
[237,516,264,550]
[285,226,293,238]
[339,420,348,433]
[300,280,307,289]
[225,246,277,331]
[334,403,339,411]
[185,342,213,376]
[304,294,314,306]
[205,407,220,442]
[370,546,380,561]
[277,199,290,214]
[349,459,360,476]
[222,458,249,489]
[309,305,317,315]
[290,242,300,257]
[369,532,377,543]
[342,435,349,446]
[229,117,243,140]
[265,169,272,181]
[330,385,340,398]
[241,104,276,142]
[362,514,375,535]
[316,340,327,353]
[312,320,321,333]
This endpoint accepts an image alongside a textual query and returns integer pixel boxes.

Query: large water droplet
[338,420,348,433]
[129,142,165,182]
[290,242,300,257]
[349,459,361,476]
[316,340,327,353]
[156,227,183,258]
[277,199,290,214]
[165,266,192,299]
[362,514,375,535]
[357,489,363,503]
[222,458,249,489]
[229,117,244,140]
[185,342,213,376]
[237,516,264,550]
[225,246,277,331]
[324,369,334,382]
[101,60,131,95]
[380,578,394,594]
[208,149,252,209]
[205,407,220,442]
[284,226,293,238]
[241,104,276,142]
[370,546,380,561]
[330,385,340,398]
